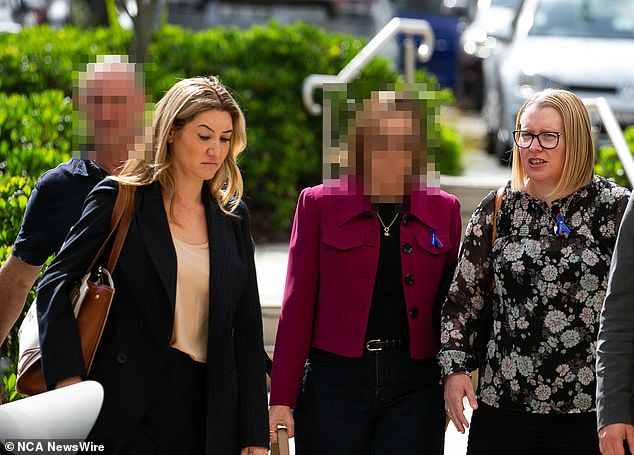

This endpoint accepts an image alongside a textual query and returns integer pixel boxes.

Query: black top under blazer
[36,178,269,453]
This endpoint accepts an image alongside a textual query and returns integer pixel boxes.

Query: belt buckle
[365,339,382,352]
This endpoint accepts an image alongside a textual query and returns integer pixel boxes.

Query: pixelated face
[168,109,233,183]
[78,67,147,163]
[322,84,439,198]
[363,110,417,203]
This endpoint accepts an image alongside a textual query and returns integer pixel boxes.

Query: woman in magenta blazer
[269,88,462,454]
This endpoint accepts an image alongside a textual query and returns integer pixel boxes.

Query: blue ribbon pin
[555,213,571,236]
[430,229,443,248]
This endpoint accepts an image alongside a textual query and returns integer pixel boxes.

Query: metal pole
[403,37,415,83]
[302,17,435,115]
[592,97,634,185]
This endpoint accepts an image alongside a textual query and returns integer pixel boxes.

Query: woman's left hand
[444,371,478,434]
[240,446,268,455]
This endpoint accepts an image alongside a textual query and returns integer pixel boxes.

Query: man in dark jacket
[0,55,149,347]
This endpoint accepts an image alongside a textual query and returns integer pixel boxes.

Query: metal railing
[584,97,634,186]
[302,17,435,115]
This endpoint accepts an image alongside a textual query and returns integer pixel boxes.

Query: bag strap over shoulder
[491,186,504,245]
[86,183,136,273]
[107,184,135,271]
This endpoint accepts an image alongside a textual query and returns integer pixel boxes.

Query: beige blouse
[170,236,210,362]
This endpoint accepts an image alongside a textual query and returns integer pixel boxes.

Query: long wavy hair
[114,76,246,216]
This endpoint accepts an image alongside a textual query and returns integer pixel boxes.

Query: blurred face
[168,109,233,183]
[518,105,566,196]
[364,111,416,203]
[80,67,146,171]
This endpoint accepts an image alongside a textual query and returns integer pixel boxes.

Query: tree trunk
[115,0,164,64]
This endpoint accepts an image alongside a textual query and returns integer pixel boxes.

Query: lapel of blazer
[138,182,177,308]
[204,189,243,350]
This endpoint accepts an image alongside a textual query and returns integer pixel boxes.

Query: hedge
[0,22,462,240]
[0,91,72,177]
[595,125,634,189]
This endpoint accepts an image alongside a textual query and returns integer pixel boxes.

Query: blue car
[393,0,475,92]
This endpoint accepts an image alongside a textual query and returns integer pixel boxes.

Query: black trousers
[119,348,207,455]
[467,401,600,455]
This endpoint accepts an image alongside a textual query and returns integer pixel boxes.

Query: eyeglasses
[512,130,561,149]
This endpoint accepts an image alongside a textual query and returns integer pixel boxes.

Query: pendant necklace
[376,212,399,237]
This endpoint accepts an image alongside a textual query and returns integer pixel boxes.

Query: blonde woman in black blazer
[37,76,269,454]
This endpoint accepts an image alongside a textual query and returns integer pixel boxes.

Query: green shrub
[1,372,19,404]
[0,25,130,95]
[0,91,73,178]
[0,21,462,240]
[438,125,464,176]
[595,126,634,189]
[0,176,34,248]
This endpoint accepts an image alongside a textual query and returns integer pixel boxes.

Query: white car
[458,0,521,109]
[481,0,634,162]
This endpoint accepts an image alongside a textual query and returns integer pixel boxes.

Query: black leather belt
[365,339,405,352]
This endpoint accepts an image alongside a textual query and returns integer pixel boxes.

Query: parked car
[0,0,21,32]
[482,0,634,162]
[392,0,476,93]
[457,0,521,109]
[199,0,374,17]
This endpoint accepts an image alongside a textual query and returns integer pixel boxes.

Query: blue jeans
[294,348,445,455]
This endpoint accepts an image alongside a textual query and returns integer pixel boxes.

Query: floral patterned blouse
[438,175,630,414]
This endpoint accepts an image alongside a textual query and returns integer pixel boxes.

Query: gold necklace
[376,212,399,237]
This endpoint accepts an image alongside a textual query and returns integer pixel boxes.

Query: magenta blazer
[269,183,462,407]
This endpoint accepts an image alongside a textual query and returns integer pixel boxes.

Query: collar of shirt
[326,181,441,229]
[69,158,108,179]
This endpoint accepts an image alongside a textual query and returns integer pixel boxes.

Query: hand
[269,405,295,444]
[55,376,82,389]
[239,446,268,455]
[444,372,478,434]
[599,423,634,455]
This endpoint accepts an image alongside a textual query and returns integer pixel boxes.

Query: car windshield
[393,0,473,16]
[491,0,521,8]
[528,0,634,39]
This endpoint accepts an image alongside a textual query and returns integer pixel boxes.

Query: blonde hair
[511,89,594,197]
[115,76,246,216]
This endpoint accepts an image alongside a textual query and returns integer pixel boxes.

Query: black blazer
[37,179,269,453]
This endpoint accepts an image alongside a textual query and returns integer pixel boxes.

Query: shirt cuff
[437,349,476,378]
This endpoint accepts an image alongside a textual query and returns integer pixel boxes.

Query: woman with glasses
[438,89,630,455]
